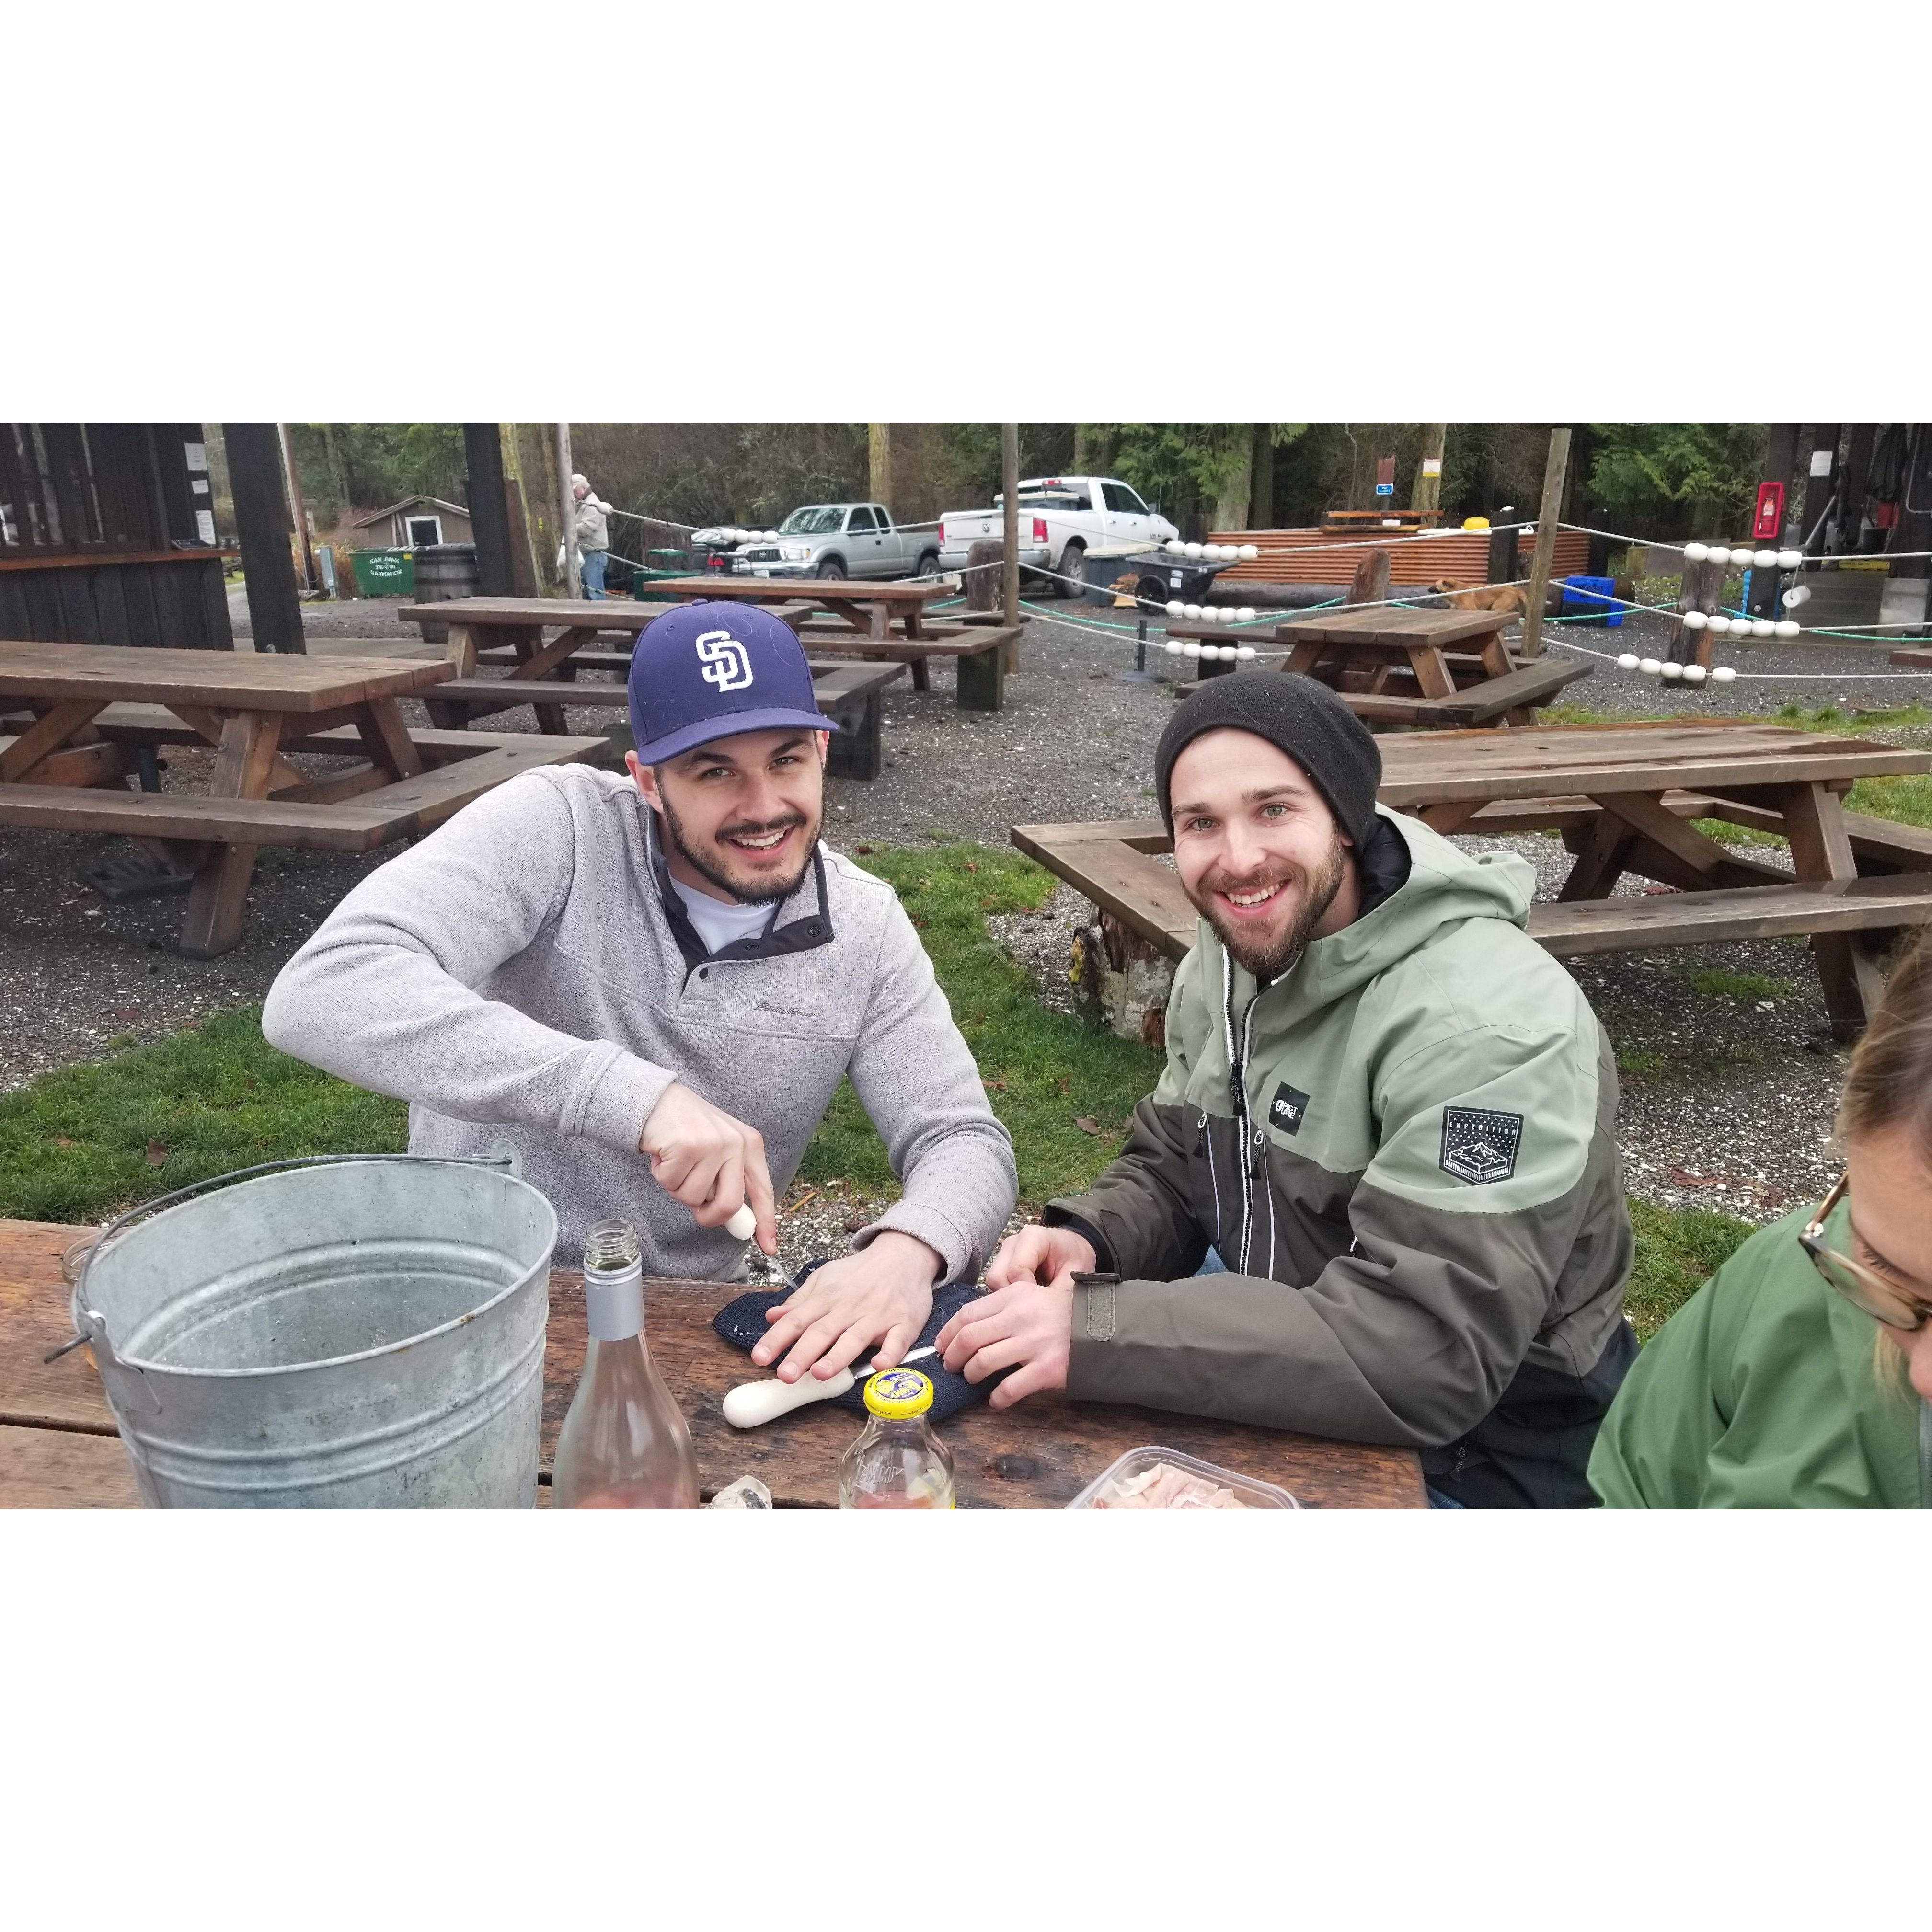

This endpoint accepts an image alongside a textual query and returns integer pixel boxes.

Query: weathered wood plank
[0,642,451,712]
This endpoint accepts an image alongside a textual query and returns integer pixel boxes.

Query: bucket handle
[48,1144,524,1369]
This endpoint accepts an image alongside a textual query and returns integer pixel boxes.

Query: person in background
[573,472,611,599]
[1591,930,1932,1508]
[938,674,1637,1508]
[263,603,1015,1385]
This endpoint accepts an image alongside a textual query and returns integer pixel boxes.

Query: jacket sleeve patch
[1439,1107,1523,1185]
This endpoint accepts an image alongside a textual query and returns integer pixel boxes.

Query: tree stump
[1348,547,1392,607]
[1070,908,1173,1050]
[965,539,1002,613]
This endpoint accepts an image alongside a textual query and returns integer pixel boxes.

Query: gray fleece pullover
[261,764,1016,1277]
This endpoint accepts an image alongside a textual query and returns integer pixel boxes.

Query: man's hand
[640,1081,777,1254]
[984,1223,1097,1292]
[935,1277,1074,1411]
[753,1230,942,1384]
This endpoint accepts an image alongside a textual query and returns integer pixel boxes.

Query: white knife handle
[725,1203,757,1242]
[723,1365,858,1429]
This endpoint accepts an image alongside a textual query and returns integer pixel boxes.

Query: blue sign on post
[1374,482,1395,496]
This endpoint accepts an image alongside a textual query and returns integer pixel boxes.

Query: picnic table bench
[0,1217,1425,1508]
[1014,721,1932,1035]
[0,641,609,956]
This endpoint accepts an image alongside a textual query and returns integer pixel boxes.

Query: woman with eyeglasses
[1591,930,1932,1508]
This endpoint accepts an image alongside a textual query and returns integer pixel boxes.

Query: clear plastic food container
[1066,1446,1301,1510]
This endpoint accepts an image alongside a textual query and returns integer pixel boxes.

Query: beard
[656,788,819,905]
[1190,830,1349,981]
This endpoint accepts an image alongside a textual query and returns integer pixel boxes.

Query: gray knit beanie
[1154,672,1382,847]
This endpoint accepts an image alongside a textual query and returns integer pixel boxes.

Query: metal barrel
[411,543,481,643]
[70,1154,556,1508]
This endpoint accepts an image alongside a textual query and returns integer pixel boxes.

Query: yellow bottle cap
[863,1367,935,1419]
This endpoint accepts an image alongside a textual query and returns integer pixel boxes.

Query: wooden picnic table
[405,593,1019,718]
[1267,604,1591,727]
[634,575,954,641]
[0,1218,1424,1508]
[0,641,610,956]
[1013,721,1932,1035]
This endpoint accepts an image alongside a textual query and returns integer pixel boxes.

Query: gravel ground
[7,590,1930,1240]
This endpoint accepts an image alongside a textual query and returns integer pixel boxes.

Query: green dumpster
[350,547,415,596]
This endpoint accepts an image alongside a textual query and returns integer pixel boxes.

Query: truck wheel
[915,550,940,581]
[816,557,846,579]
[1056,541,1086,599]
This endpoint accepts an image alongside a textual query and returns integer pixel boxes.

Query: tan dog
[1431,578,1530,616]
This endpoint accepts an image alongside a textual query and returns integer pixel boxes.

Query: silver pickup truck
[732,503,940,582]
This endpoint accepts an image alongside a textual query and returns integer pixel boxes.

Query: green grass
[798,843,1161,1203]
[0,842,1160,1226]
[0,1007,406,1224]
[1689,967,1794,1002]
[1625,1198,1756,1343]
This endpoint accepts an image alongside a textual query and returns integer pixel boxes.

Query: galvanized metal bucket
[67,1151,556,1508]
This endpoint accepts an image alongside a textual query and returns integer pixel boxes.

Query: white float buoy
[1683,663,1708,684]
[1182,640,1202,657]
[1774,620,1802,638]
[1164,639,1184,655]
[1165,600,1185,618]
[1683,610,1709,630]
[1236,607,1257,623]
[1165,538,1186,556]
[1784,586,1811,608]
[1238,543,1259,561]
[1750,618,1774,639]
[1706,615,1732,635]
[1776,549,1803,570]
[1706,546,1733,567]
[1639,658,1662,675]
[1182,603,1202,620]
[1235,645,1257,660]
[1682,542,1710,562]
[1711,665,1736,682]
[1661,661,1685,680]
[1616,653,1640,670]
[1184,542,1203,560]
[1752,549,1779,569]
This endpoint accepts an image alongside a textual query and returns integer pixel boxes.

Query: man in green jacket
[938,674,1636,1507]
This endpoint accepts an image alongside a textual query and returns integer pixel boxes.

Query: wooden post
[499,426,543,598]
[1668,553,1724,667]
[1347,548,1391,607]
[276,424,316,592]
[1518,426,1571,659]
[462,424,517,598]
[1840,423,1877,552]
[1250,424,1275,532]
[556,423,579,599]
[1414,424,1447,516]
[1001,423,1020,627]
[869,424,892,506]
[1800,425,1843,550]
[222,423,306,654]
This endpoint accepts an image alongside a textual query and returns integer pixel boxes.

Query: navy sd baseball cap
[626,601,843,764]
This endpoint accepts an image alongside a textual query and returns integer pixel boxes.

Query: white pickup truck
[730,503,939,582]
[935,476,1179,597]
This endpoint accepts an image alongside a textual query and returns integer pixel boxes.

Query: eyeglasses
[1800,1172,1932,1331]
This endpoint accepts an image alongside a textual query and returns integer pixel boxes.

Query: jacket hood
[1203,806,1537,1019]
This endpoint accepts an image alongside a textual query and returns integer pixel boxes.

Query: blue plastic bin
[1560,574,1623,627]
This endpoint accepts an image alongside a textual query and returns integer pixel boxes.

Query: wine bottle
[553,1219,700,1509]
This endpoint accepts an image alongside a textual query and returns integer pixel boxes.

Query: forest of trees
[264,422,1772,562]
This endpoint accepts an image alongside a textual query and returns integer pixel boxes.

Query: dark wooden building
[0,423,232,649]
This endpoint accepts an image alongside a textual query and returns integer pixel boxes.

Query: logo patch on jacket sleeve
[1439,1107,1523,1184]
[1268,1081,1311,1136]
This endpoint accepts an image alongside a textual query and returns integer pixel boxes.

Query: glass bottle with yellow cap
[838,1367,956,1509]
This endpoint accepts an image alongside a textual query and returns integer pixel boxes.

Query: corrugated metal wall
[1208,528,1590,586]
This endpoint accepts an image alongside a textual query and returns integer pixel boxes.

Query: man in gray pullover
[263,602,1016,1389]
